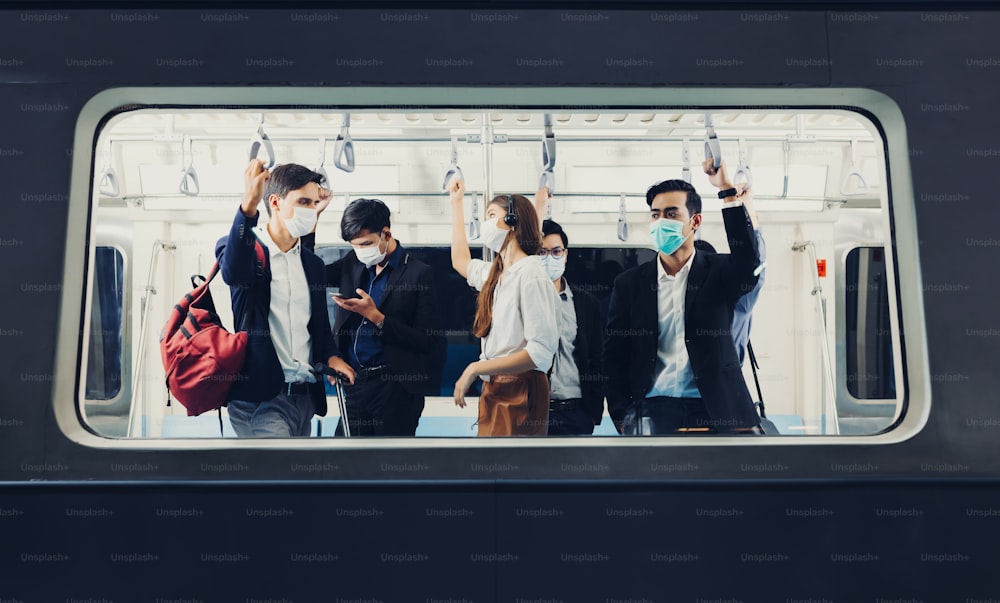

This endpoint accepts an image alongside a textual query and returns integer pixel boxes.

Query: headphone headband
[504,194,518,228]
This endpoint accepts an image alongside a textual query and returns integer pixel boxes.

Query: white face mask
[541,254,565,281]
[480,217,509,254]
[284,206,318,238]
[353,232,388,268]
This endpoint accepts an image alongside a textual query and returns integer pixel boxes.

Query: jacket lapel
[377,254,407,308]
[640,260,659,359]
[300,250,323,333]
[684,251,709,339]
[347,254,366,294]
[332,256,367,334]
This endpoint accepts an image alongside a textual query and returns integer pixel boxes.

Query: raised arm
[533,185,550,225]
[218,159,269,285]
[703,158,760,302]
[300,186,351,288]
[448,177,473,279]
[298,184,331,252]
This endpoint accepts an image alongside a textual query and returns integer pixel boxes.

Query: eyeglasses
[537,247,566,258]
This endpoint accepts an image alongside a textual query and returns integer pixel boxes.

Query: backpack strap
[748,340,766,419]
[190,262,222,289]
[254,240,266,276]
[234,241,267,333]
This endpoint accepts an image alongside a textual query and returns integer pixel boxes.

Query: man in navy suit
[302,198,439,436]
[603,159,762,435]
[216,160,355,437]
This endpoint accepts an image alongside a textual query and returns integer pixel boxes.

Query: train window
[58,88,925,445]
[84,246,124,401]
[845,247,896,400]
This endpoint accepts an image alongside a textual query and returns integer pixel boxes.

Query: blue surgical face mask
[649,216,694,256]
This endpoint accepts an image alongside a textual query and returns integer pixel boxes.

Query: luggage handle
[312,363,352,437]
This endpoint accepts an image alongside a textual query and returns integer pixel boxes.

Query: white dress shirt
[254,226,316,384]
[549,282,583,400]
[646,248,700,398]
[466,255,559,378]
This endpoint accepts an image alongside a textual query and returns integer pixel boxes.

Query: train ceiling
[105,110,876,140]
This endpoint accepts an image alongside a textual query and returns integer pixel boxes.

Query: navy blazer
[603,204,762,430]
[301,234,439,396]
[215,210,339,416]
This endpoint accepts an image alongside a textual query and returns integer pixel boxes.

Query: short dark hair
[262,163,324,217]
[541,219,569,249]
[693,239,717,254]
[341,198,391,241]
[645,179,702,217]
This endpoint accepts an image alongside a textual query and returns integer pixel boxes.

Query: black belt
[354,365,390,382]
[549,398,582,412]
[284,381,311,395]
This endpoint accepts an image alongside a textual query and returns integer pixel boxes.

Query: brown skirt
[478,371,550,437]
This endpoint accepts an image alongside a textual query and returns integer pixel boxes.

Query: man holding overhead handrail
[603,159,762,435]
[216,160,355,438]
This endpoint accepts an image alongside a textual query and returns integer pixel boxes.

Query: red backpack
[159,243,265,416]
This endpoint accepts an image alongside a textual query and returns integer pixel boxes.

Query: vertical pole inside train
[794,241,841,435]
[481,113,494,261]
[127,240,174,438]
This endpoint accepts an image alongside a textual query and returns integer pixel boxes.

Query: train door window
[844,246,895,400]
[85,246,125,401]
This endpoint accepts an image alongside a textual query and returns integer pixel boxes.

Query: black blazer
[216,211,338,416]
[302,235,438,396]
[603,205,762,430]
[564,282,605,425]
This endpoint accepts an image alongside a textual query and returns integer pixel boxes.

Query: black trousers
[625,396,761,435]
[335,376,424,437]
[547,400,595,436]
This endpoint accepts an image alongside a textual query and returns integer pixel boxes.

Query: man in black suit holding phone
[302,196,438,436]
[603,159,763,435]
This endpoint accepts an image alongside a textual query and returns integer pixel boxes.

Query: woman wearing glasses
[447,177,558,436]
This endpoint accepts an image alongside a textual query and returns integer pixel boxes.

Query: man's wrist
[717,187,738,200]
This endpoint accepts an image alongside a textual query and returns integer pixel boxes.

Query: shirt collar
[386,241,404,268]
[254,224,300,256]
[656,248,696,282]
[367,240,404,273]
[559,279,574,302]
